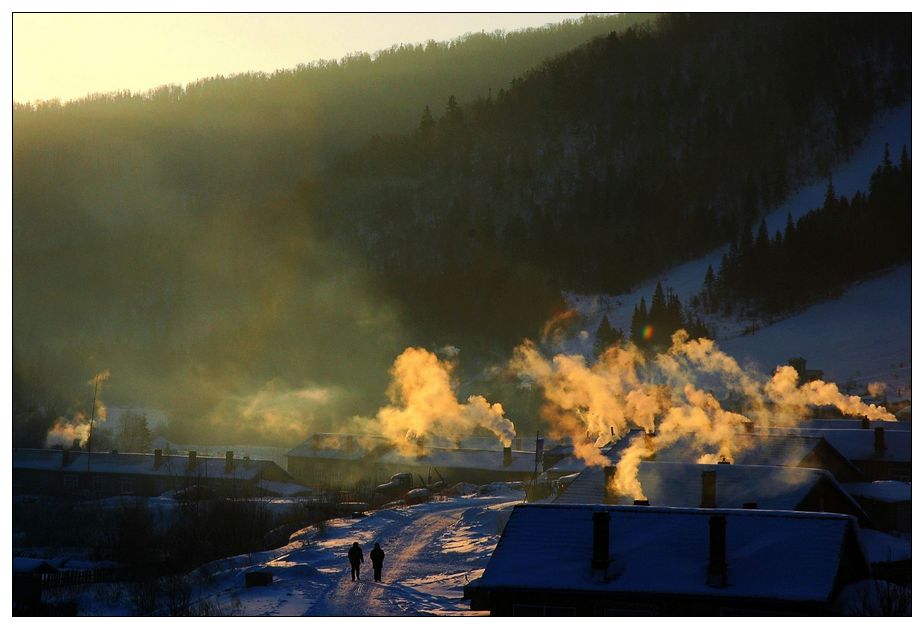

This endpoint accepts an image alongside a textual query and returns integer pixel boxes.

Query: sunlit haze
[13,13,589,103]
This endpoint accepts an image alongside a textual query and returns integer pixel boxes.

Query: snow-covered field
[70,486,524,616]
[562,103,912,394]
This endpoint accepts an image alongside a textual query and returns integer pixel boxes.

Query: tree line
[697,145,911,318]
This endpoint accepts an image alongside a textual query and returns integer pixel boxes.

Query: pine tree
[593,314,623,355]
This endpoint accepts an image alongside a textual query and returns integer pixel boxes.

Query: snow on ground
[561,103,911,393]
[857,528,912,564]
[718,264,911,394]
[75,487,524,616]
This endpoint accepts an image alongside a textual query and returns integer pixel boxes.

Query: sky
[12,13,589,104]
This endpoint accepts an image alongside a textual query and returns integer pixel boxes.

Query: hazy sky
[13,13,590,104]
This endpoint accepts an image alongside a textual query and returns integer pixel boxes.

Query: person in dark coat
[370,542,385,582]
[348,542,364,581]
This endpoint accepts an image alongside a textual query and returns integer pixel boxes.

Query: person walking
[370,542,385,582]
[348,541,364,581]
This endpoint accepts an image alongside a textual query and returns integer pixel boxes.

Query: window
[63,475,79,490]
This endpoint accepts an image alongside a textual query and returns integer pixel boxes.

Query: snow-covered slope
[718,265,910,394]
[562,103,911,392]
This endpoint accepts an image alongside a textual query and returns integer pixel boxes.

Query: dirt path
[312,506,468,616]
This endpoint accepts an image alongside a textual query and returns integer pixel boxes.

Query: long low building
[12,448,306,498]
[286,433,542,489]
[465,504,870,616]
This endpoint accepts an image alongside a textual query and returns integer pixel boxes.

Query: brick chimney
[707,515,727,587]
[503,446,512,467]
[154,449,163,469]
[591,511,610,570]
[633,499,650,506]
[62,449,71,467]
[603,466,618,504]
[701,470,717,508]
[225,450,234,473]
[861,416,870,430]
[188,450,197,471]
[312,434,321,451]
[346,435,356,454]
[874,427,886,455]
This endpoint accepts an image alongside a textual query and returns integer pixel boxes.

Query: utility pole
[86,373,100,473]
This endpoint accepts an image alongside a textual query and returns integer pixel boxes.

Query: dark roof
[477,504,866,603]
[12,448,290,482]
[554,461,864,516]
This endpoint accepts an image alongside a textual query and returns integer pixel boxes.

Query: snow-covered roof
[381,447,538,474]
[13,558,57,573]
[856,529,911,564]
[288,434,538,473]
[762,428,911,463]
[842,481,911,503]
[554,461,858,513]
[257,480,314,497]
[12,448,290,482]
[795,419,910,431]
[477,504,865,603]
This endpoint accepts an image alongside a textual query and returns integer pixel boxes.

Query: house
[767,428,911,482]
[553,461,869,524]
[465,504,870,616]
[842,481,911,534]
[286,433,542,490]
[12,448,304,498]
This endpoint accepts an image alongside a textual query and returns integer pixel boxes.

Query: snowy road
[177,489,522,616]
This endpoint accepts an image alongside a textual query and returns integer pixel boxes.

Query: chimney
[535,437,544,470]
[346,436,356,454]
[742,502,758,509]
[72,438,81,450]
[225,450,234,473]
[603,466,618,504]
[416,437,425,459]
[154,449,163,469]
[188,450,197,470]
[62,449,71,467]
[701,470,717,508]
[591,511,610,570]
[874,427,885,455]
[312,434,321,451]
[633,499,650,506]
[861,416,870,430]
[707,515,727,587]
[503,446,512,467]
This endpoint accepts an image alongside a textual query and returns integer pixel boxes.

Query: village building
[842,480,911,535]
[464,504,870,616]
[12,448,306,499]
[553,461,869,524]
[763,427,911,482]
[286,433,542,490]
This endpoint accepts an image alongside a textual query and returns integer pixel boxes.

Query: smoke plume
[371,347,517,453]
[512,329,895,500]
[45,370,111,448]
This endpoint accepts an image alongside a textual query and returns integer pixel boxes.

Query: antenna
[86,373,100,473]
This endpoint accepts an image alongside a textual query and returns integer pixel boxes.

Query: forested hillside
[12,13,911,445]
[313,13,910,350]
[13,14,652,444]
